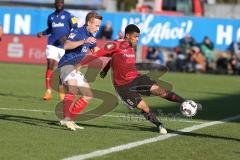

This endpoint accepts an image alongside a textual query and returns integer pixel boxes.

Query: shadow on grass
[0,92,41,101]
[0,114,68,131]
[114,91,240,123]
[167,128,240,143]
[0,92,239,133]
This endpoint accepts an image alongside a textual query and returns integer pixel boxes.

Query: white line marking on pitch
[0,107,203,124]
[63,115,240,160]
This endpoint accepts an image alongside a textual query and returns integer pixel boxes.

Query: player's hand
[100,70,107,79]
[59,36,67,43]
[37,32,43,38]
[85,37,96,44]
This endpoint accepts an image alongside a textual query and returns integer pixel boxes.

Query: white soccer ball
[180,100,198,117]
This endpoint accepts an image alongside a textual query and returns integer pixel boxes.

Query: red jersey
[81,40,140,86]
[109,40,139,86]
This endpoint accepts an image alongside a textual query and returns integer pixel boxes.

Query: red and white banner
[0,34,47,64]
[0,34,146,66]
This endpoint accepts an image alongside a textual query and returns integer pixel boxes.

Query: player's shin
[46,69,53,90]
[63,92,75,120]
[141,110,167,134]
[162,90,185,103]
[70,97,88,120]
[141,110,162,127]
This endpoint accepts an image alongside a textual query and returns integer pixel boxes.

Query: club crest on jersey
[69,33,76,39]
[61,15,65,19]
[104,42,117,51]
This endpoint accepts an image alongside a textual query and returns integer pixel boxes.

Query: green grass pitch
[0,63,239,160]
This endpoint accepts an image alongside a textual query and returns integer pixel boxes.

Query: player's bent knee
[67,80,79,94]
[150,84,161,95]
[151,85,168,97]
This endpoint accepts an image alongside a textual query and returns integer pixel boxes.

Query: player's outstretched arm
[80,47,110,66]
[100,60,111,78]
[64,37,96,50]
[64,40,85,50]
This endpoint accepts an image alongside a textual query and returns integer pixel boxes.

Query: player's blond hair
[85,12,103,25]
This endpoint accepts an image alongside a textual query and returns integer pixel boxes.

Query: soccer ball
[180,100,198,117]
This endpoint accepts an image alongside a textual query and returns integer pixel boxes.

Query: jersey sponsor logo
[71,17,78,24]
[52,22,64,28]
[122,53,135,58]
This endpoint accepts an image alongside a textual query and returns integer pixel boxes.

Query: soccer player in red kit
[81,24,202,134]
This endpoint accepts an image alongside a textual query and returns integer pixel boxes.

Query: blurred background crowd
[1,0,240,75]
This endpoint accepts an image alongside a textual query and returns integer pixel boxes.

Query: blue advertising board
[0,7,239,50]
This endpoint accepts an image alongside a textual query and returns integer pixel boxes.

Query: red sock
[71,97,88,120]
[46,69,53,89]
[63,92,75,119]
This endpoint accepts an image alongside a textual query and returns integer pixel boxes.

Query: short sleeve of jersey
[67,29,81,41]
[69,14,78,28]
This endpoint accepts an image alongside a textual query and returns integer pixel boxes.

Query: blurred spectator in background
[175,34,198,72]
[200,36,215,72]
[191,46,206,73]
[146,47,165,65]
[179,34,197,55]
[100,21,113,40]
[229,37,240,75]
[117,30,124,39]
[233,37,240,58]
[0,24,2,41]
[141,47,166,71]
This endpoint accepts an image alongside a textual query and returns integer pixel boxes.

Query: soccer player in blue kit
[37,0,78,100]
[58,12,103,130]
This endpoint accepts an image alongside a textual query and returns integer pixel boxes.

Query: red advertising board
[0,34,47,64]
[0,34,111,66]
[0,34,145,67]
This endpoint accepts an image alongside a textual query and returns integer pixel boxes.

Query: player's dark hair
[125,24,140,37]
[55,0,64,3]
[85,12,103,25]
